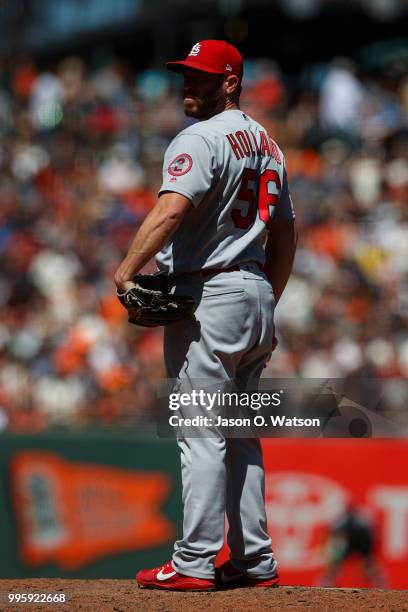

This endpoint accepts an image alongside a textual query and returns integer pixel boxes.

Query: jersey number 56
[232,168,281,229]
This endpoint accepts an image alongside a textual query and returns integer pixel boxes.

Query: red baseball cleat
[136,561,215,591]
[216,560,280,588]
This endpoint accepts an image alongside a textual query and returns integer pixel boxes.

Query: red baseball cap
[166,40,243,82]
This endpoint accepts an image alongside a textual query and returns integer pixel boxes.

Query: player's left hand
[116,271,195,327]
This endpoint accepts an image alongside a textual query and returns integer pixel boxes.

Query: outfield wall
[1,434,407,588]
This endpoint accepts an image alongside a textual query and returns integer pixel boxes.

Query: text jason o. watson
[169,415,321,427]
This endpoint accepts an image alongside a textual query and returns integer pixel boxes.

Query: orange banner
[10,451,174,570]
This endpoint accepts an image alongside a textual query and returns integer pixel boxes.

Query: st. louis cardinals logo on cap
[168,153,193,177]
[189,43,201,57]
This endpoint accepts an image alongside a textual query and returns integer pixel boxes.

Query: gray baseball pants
[164,264,278,580]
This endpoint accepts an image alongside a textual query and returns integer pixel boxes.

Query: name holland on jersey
[169,415,321,427]
[225,128,282,163]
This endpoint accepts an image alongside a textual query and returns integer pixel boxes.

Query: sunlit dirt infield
[1,580,408,611]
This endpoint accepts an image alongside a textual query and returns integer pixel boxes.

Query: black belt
[202,263,263,278]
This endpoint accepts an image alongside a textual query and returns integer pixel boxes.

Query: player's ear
[225,74,240,97]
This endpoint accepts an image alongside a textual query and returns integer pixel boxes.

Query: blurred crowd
[0,49,407,432]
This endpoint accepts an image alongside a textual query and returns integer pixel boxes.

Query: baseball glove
[116,271,195,327]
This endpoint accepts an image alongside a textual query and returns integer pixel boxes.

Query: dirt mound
[1,579,407,611]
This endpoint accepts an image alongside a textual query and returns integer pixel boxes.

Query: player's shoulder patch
[168,153,193,177]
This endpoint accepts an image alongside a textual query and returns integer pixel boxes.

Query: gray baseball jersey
[156,109,294,275]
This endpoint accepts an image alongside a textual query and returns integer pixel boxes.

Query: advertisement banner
[261,439,408,589]
[0,433,181,578]
[9,451,174,570]
[2,434,408,588]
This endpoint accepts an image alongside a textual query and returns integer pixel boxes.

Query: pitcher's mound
[1,579,407,611]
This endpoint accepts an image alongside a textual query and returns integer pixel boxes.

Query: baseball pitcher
[115,39,297,590]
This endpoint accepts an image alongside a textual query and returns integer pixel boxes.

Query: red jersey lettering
[236,131,251,157]
[269,138,282,164]
[226,133,244,160]
[259,131,271,157]
[244,130,255,156]
[249,129,261,155]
